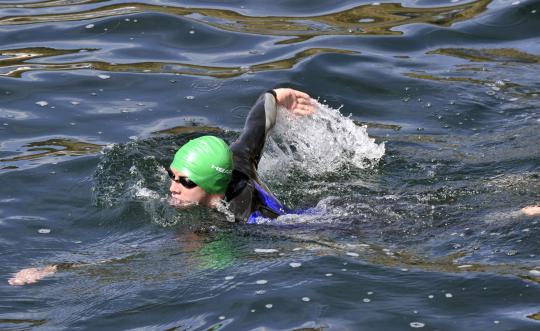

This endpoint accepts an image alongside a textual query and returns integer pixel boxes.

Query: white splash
[260,101,385,177]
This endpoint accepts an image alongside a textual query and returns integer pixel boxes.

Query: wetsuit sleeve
[230,91,278,179]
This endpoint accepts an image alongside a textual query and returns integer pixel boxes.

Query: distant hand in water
[8,265,57,286]
[274,88,314,116]
[521,205,540,216]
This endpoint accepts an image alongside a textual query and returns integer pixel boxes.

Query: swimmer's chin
[169,196,199,209]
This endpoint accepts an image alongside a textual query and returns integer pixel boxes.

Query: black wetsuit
[224,90,289,223]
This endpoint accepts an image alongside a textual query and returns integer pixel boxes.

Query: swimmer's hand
[273,88,314,116]
[8,265,57,286]
[521,205,540,216]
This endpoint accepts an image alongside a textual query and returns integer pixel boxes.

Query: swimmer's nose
[170,180,182,195]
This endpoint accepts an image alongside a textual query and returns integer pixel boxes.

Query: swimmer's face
[169,168,209,207]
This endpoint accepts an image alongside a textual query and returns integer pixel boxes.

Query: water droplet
[98,74,110,79]
[302,297,311,302]
[363,298,371,303]
[70,122,76,126]
[346,252,359,257]
[425,103,432,108]
[85,24,95,29]
[256,279,268,285]
[428,295,434,299]
[189,29,195,34]
[289,262,302,268]
[71,101,80,105]
[325,273,333,277]
[185,95,195,100]
[401,268,409,272]
[494,320,500,324]
[506,250,518,256]
[532,10,537,14]
[38,228,51,234]
[225,276,234,280]
[410,322,425,328]
[265,304,273,309]
[445,293,453,298]
[254,248,278,253]
[219,316,225,320]
[251,309,256,313]
[367,291,373,295]
[36,100,48,107]
[529,270,540,276]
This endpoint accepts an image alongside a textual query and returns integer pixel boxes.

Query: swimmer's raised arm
[230,88,314,178]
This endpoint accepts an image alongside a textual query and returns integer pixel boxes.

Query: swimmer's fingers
[292,103,315,116]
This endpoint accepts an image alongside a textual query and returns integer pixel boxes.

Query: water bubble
[445,293,453,298]
[133,19,138,23]
[532,10,537,14]
[189,29,195,34]
[341,268,347,271]
[289,262,302,268]
[225,276,234,280]
[185,95,195,100]
[302,297,311,302]
[425,103,432,108]
[494,320,500,324]
[98,74,110,80]
[85,24,95,29]
[428,295,434,299]
[401,268,409,272]
[38,228,51,234]
[410,322,425,328]
[70,122,76,126]
[256,279,268,285]
[251,309,256,313]
[219,316,225,320]
[71,101,80,105]
[36,100,48,107]
[265,304,273,309]
[363,298,371,303]
[367,291,373,295]
[325,273,333,277]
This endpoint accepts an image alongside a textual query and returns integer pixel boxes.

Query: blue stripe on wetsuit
[247,182,312,224]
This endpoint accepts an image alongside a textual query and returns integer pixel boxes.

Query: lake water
[1,0,540,330]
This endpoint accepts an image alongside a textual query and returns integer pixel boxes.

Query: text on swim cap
[211,164,232,174]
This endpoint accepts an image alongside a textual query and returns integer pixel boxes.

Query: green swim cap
[170,136,233,194]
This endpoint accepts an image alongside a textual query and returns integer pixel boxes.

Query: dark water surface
[1,0,540,330]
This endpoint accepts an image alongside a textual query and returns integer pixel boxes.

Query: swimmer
[8,88,314,286]
[168,88,314,222]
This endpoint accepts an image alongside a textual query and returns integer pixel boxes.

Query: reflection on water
[0,0,491,40]
[0,138,102,169]
[428,47,540,63]
[0,47,355,78]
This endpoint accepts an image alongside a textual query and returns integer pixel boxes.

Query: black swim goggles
[167,168,198,189]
